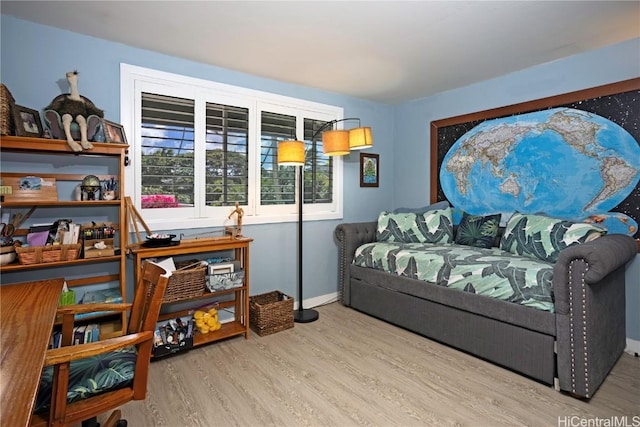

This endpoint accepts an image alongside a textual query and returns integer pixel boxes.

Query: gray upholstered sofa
[335,211,636,399]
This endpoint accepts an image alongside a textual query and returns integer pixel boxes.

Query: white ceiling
[3,1,639,104]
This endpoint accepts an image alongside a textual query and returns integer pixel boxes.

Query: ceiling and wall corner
[2,1,639,105]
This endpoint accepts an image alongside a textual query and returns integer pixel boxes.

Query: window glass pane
[260,111,297,205]
[205,102,249,206]
[304,118,334,204]
[141,93,194,208]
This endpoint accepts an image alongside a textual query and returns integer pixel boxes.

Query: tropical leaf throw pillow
[500,212,606,263]
[455,212,501,248]
[376,208,454,244]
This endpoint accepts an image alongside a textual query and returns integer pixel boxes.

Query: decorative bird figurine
[45,70,104,152]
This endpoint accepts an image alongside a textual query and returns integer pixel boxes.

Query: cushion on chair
[34,346,137,413]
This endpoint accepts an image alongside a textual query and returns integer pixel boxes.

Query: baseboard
[625,338,640,356]
[294,292,339,311]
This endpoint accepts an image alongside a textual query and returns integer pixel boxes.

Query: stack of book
[49,324,100,349]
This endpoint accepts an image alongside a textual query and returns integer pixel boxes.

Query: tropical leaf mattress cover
[353,242,555,312]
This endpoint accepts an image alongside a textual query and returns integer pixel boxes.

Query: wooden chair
[30,261,170,427]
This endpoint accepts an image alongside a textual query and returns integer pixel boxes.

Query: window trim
[120,63,344,231]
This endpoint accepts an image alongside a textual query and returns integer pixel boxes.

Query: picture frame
[102,119,127,144]
[208,262,234,276]
[360,153,379,187]
[12,105,43,137]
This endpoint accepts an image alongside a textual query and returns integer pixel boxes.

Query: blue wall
[2,16,638,340]
[0,15,395,306]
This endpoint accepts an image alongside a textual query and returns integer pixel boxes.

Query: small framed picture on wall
[360,153,379,187]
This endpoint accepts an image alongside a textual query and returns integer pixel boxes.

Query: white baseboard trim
[294,292,339,311]
[625,338,640,356]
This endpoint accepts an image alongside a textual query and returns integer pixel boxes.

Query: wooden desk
[0,278,64,427]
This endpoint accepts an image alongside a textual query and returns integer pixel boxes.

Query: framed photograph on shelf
[102,119,127,144]
[12,105,43,137]
[360,152,379,187]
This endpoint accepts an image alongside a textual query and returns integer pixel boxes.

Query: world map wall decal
[431,78,640,238]
[440,107,639,235]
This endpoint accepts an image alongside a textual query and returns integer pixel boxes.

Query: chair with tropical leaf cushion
[31,261,170,427]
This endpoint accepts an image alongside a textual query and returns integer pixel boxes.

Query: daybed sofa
[335,207,637,398]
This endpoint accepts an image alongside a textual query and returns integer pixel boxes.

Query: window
[121,64,344,230]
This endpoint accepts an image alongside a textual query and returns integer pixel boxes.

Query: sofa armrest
[554,234,636,315]
[553,233,636,398]
[556,234,637,284]
[334,222,377,306]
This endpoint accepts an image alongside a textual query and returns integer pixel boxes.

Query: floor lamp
[278,119,373,323]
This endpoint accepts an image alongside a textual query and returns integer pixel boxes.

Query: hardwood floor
[115,302,639,426]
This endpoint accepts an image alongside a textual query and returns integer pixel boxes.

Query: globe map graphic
[440,108,640,235]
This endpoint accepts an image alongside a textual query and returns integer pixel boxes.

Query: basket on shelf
[162,260,207,303]
[15,244,81,265]
[0,83,15,136]
[249,290,294,337]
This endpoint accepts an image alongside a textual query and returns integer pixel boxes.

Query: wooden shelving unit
[129,237,253,348]
[0,136,129,339]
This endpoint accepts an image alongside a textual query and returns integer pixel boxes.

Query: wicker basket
[1,83,15,136]
[249,291,294,336]
[163,261,207,303]
[15,244,81,265]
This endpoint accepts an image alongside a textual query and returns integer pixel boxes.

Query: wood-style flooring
[113,302,639,426]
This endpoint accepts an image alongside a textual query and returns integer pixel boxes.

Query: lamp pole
[295,164,319,323]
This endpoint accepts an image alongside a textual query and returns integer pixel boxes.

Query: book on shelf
[75,288,123,320]
[50,324,100,349]
[80,288,122,304]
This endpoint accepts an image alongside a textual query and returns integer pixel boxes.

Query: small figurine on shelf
[227,201,244,237]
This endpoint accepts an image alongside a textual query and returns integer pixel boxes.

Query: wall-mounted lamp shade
[322,130,350,156]
[278,140,305,165]
[349,126,373,150]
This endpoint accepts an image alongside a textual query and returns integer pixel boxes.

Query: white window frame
[120,64,344,231]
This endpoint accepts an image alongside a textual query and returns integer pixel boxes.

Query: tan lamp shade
[349,126,373,150]
[278,140,305,165]
[322,130,350,156]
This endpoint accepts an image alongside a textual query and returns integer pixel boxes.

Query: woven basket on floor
[0,84,15,135]
[163,261,207,303]
[249,291,294,336]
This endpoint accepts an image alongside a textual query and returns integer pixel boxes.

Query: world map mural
[440,108,639,235]
[432,79,640,238]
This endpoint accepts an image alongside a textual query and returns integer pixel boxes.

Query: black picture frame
[102,119,127,144]
[360,153,379,188]
[12,105,43,137]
